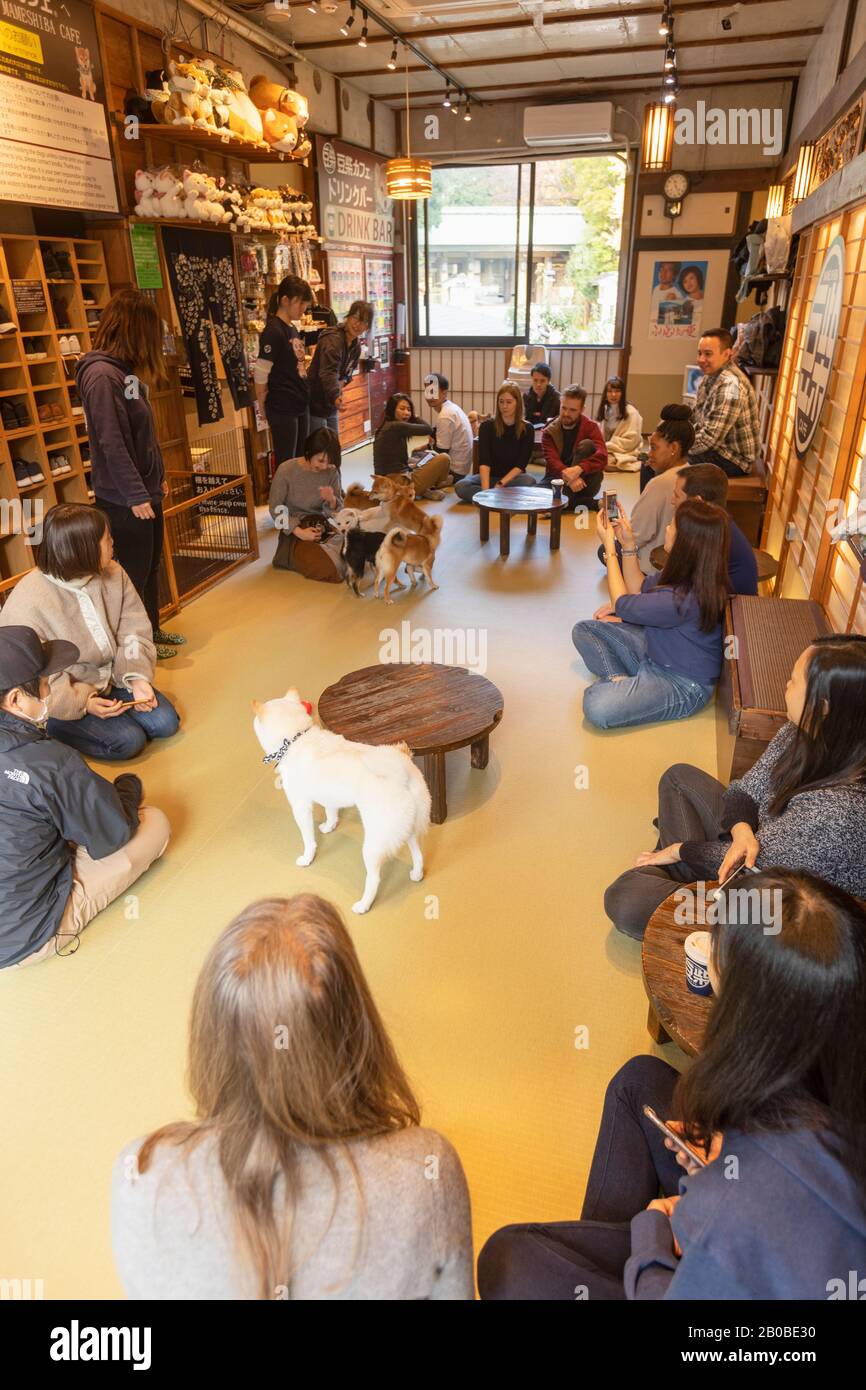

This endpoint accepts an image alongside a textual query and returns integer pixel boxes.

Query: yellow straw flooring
[0,449,718,1298]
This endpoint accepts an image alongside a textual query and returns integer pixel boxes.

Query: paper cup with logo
[551,479,564,503]
[684,930,713,996]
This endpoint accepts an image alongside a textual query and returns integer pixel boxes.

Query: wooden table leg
[499,512,511,559]
[550,508,562,552]
[470,734,489,769]
[423,751,448,823]
[527,511,537,537]
[647,1001,671,1045]
[479,507,490,543]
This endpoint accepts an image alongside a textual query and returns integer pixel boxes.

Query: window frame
[410,153,630,350]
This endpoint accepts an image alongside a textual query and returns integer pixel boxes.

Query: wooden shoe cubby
[0,235,109,591]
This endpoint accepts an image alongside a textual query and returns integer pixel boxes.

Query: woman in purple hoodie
[478,869,866,1300]
[76,291,183,661]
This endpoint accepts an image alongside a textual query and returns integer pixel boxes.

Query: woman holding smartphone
[479,868,866,1300]
[604,633,866,939]
[373,393,450,499]
[572,499,728,729]
[454,382,536,502]
[76,288,182,661]
[0,504,179,761]
[268,427,345,583]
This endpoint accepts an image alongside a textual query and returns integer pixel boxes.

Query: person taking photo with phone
[478,868,866,1299]
[603,634,866,939]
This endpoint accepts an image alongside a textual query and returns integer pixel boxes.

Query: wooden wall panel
[409,348,621,419]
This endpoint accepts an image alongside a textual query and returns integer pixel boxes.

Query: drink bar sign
[316,136,394,249]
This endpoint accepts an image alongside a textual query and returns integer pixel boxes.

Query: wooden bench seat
[726,472,768,547]
[717,595,831,780]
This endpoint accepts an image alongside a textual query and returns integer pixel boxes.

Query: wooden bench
[717,595,831,780]
[726,471,768,547]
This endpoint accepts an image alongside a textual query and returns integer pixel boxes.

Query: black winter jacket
[76,351,165,508]
[0,709,140,966]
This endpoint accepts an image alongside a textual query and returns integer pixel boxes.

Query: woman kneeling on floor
[455,381,537,502]
[269,427,345,583]
[572,498,728,729]
[0,503,179,761]
[478,869,866,1300]
[604,634,866,939]
[373,393,450,500]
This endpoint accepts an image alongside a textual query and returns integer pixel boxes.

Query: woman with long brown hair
[572,498,728,729]
[455,380,537,501]
[111,894,473,1299]
[76,289,183,660]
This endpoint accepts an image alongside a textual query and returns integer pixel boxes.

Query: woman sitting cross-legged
[478,868,866,1300]
[0,503,179,761]
[112,894,474,1299]
[572,499,728,730]
[595,375,643,472]
[268,427,345,584]
[373,393,451,500]
[455,381,537,502]
[604,633,866,939]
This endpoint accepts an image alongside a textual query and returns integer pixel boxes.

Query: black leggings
[97,498,164,636]
[267,409,309,468]
[477,1056,682,1300]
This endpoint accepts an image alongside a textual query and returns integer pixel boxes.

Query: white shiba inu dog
[252,689,431,913]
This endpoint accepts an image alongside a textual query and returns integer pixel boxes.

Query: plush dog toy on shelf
[253,688,431,914]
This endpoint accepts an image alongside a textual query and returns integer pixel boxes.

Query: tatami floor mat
[0,448,715,1297]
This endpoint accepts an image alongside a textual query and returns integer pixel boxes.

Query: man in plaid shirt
[689,327,760,476]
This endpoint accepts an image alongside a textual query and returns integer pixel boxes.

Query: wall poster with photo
[378,337,390,368]
[649,260,709,338]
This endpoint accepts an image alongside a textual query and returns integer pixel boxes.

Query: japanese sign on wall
[795,235,845,459]
[0,0,117,213]
[648,259,708,339]
[316,136,394,250]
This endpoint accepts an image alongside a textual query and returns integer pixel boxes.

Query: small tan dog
[374,520,443,603]
[370,474,415,504]
[375,477,443,541]
[343,481,380,511]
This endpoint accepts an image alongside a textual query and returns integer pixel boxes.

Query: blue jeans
[688,446,750,479]
[571,620,714,729]
[47,686,180,761]
[455,472,536,502]
[478,1056,681,1300]
[309,412,339,438]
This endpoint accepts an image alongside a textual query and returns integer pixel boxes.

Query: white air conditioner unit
[523,102,615,148]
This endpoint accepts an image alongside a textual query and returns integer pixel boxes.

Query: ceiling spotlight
[443,88,452,107]
[341,1,355,36]
[388,44,398,69]
[358,10,368,45]
[659,10,671,37]
[451,94,460,114]
[463,102,472,122]
[663,88,676,104]
[664,48,675,69]
[664,71,676,85]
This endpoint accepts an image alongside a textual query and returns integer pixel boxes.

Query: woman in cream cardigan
[596,376,643,472]
[0,504,179,760]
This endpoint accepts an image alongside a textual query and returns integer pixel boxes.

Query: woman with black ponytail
[253,275,313,467]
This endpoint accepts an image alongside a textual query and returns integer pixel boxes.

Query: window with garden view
[413,154,627,346]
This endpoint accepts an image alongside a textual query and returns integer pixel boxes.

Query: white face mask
[21,698,49,727]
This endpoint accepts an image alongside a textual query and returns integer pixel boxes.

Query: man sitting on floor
[0,625,170,969]
[523,362,560,428]
[423,373,474,484]
[539,384,607,510]
[689,327,761,477]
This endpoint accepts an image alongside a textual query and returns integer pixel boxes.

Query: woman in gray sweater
[605,634,866,938]
[268,427,345,583]
[111,894,473,1299]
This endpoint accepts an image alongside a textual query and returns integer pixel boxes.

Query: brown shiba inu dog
[374,520,443,604]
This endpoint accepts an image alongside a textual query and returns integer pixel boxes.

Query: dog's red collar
[301,699,313,715]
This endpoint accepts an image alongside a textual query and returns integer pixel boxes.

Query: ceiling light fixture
[443,88,452,107]
[340,1,355,36]
[664,47,675,69]
[451,93,460,114]
[358,9,368,46]
[642,99,675,169]
[385,46,432,201]
[388,43,398,70]
[791,143,816,203]
[766,183,786,218]
[659,7,671,37]
[463,101,472,122]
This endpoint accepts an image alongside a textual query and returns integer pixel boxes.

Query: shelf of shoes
[0,235,107,583]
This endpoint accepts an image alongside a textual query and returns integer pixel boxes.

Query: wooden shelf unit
[0,234,109,582]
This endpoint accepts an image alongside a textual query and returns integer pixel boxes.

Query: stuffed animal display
[132,56,311,160]
[134,166,320,240]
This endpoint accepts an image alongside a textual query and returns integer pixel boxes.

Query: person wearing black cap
[0,626,170,969]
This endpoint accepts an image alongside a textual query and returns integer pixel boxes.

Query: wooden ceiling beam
[290,0,780,51]
[346,28,821,79]
[401,72,801,111]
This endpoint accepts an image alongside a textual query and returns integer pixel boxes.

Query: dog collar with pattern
[262,726,313,765]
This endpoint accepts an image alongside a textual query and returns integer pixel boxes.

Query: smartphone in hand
[603,490,620,523]
[709,861,759,900]
[643,1106,708,1167]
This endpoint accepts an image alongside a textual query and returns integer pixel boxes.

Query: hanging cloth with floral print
[161,226,250,426]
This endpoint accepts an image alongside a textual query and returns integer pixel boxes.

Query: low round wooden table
[754,548,779,584]
[318,663,504,824]
[641,886,716,1056]
[473,486,567,559]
